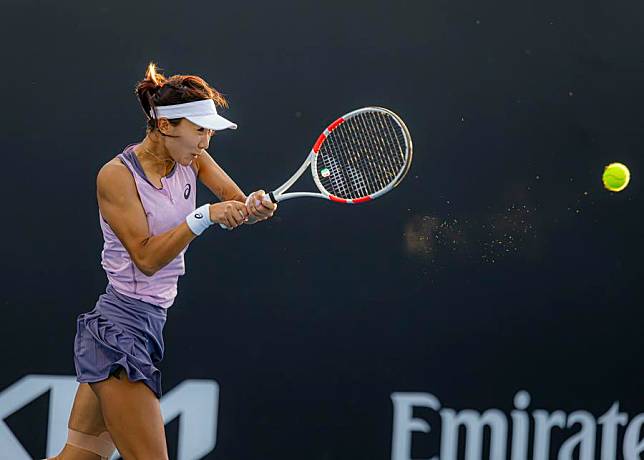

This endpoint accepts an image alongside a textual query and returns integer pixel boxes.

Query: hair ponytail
[135,62,168,128]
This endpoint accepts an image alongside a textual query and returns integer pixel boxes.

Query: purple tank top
[99,144,197,308]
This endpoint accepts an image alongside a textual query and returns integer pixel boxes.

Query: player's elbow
[138,264,159,277]
[135,261,158,277]
[131,238,166,276]
[132,254,160,277]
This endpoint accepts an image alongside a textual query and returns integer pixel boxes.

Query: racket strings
[355,112,407,184]
[321,121,391,198]
[334,115,387,195]
[317,111,408,199]
[358,112,401,188]
[347,115,389,193]
[330,118,380,196]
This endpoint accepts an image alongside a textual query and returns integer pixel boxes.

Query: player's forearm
[133,222,196,276]
[220,182,246,202]
[197,151,247,203]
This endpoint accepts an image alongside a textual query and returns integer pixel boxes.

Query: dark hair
[135,62,229,131]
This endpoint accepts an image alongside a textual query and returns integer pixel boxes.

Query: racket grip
[218,192,275,230]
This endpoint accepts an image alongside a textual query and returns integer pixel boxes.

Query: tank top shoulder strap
[117,144,139,177]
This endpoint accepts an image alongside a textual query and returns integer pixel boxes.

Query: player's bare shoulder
[97,157,136,203]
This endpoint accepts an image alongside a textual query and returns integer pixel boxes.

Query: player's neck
[135,137,175,178]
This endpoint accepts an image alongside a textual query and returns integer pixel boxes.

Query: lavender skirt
[74,284,167,398]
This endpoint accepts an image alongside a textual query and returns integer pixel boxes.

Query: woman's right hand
[209,201,249,229]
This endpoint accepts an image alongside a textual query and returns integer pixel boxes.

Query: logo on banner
[391,390,644,460]
[0,375,219,460]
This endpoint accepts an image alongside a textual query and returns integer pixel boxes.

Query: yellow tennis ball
[602,162,630,192]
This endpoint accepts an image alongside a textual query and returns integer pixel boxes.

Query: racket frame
[267,106,412,204]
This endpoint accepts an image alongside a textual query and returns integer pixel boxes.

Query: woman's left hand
[245,190,277,224]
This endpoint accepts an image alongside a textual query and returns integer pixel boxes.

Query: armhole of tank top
[118,153,134,175]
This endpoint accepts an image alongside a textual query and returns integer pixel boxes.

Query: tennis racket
[221,106,412,228]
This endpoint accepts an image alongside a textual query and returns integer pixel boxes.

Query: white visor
[151,99,237,130]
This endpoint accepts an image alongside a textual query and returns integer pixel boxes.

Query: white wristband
[186,204,213,236]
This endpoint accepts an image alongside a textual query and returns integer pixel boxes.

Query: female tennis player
[48,63,276,460]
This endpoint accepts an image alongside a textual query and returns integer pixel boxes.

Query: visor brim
[187,114,238,131]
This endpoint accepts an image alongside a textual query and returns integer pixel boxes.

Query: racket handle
[265,191,277,203]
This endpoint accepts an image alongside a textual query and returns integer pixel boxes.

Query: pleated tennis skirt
[74,284,167,398]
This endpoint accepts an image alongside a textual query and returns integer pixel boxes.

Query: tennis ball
[602,162,630,192]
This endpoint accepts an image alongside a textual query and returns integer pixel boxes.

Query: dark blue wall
[1,0,642,459]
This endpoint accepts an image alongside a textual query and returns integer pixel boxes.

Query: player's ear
[157,118,171,135]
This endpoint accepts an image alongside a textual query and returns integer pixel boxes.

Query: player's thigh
[91,370,168,460]
[68,383,108,434]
